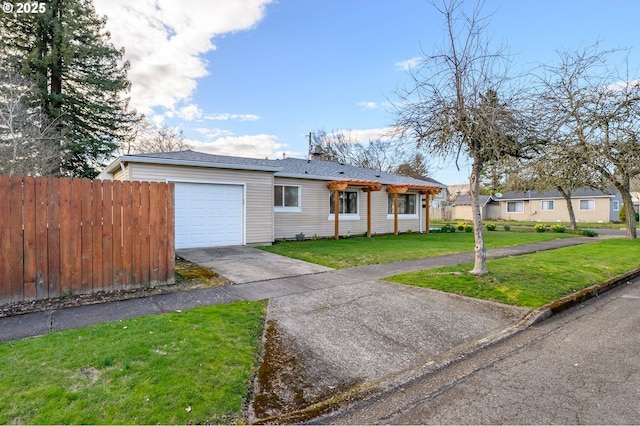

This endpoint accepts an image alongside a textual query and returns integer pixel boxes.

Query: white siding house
[100,151,445,248]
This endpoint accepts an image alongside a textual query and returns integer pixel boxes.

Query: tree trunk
[618,185,637,239]
[469,153,487,275]
[557,187,577,230]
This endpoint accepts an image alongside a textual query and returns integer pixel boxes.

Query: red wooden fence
[0,176,175,304]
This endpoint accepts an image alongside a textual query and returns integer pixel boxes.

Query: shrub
[486,222,497,231]
[550,224,565,233]
[464,225,473,233]
[449,225,457,233]
[441,224,451,232]
[582,229,598,237]
[503,224,511,231]
[406,229,413,234]
[456,222,466,231]
[295,232,305,241]
[312,234,320,240]
[534,223,547,233]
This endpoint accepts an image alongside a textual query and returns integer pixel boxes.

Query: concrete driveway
[176,245,333,283]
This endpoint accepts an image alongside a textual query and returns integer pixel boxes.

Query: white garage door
[174,182,244,249]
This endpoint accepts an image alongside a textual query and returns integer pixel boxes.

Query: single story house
[451,194,500,220]
[100,150,445,249]
[497,188,623,223]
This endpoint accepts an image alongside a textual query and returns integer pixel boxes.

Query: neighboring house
[100,150,445,249]
[497,188,623,223]
[451,194,500,220]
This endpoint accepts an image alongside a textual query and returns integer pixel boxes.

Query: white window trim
[612,200,620,211]
[579,199,595,211]
[274,184,302,212]
[387,193,418,218]
[507,201,524,213]
[328,190,360,219]
[541,200,555,211]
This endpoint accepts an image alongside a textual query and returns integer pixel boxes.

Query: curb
[260,267,640,425]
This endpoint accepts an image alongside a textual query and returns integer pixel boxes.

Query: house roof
[452,194,493,206]
[102,150,447,188]
[499,188,618,200]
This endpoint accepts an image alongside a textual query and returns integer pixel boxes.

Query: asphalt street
[318,276,640,424]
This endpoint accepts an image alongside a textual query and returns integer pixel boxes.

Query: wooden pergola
[387,184,442,236]
[327,180,441,240]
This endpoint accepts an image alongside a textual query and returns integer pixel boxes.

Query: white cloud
[186,134,301,159]
[93,0,273,114]
[177,104,203,121]
[204,113,262,121]
[333,128,395,143]
[358,101,380,110]
[395,56,422,72]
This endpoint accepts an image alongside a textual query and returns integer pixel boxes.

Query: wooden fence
[0,176,175,304]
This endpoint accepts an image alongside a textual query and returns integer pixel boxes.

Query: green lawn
[432,220,630,230]
[387,239,640,308]
[260,231,576,269]
[0,301,266,425]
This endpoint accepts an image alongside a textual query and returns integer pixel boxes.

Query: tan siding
[499,197,612,223]
[128,163,274,244]
[274,178,422,239]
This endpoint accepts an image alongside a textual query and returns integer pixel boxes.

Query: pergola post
[423,192,431,234]
[367,190,372,238]
[387,185,408,236]
[334,189,340,240]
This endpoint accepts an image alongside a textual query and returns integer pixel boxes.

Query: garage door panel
[174,182,244,249]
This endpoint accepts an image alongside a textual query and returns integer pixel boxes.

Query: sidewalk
[0,236,595,342]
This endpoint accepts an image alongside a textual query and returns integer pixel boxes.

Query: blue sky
[94,0,640,184]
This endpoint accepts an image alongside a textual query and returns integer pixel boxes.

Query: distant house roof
[452,194,494,206]
[102,150,447,187]
[499,188,618,200]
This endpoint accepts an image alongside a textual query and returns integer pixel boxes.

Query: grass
[260,231,575,269]
[0,301,267,425]
[433,220,630,229]
[386,239,640,308]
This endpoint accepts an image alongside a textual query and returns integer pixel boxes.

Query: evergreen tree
[0,0,136,177]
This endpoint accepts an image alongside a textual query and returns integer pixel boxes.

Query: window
[330,191,358,214]
[274,185,300,211]
[507,201,524,213]
[541,200,555,211]
[579,199,595,211]
[388,194,417,215]
[613,200,620,211]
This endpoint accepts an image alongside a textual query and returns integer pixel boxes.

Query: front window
[579,199,595,211]
[507,201,524,213]
[388,194,417,215]
[330,191,358,214]
[274,185,300,211]
[541,200,554,211]
[613,200,620,211]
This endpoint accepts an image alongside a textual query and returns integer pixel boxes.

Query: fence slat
[166,182,175,284]
[91,180,103,292]
[22,177,37,300]
[35,178,49,299]
[130,181,142,285]
[47,178,60,298]
[112,181,124,287]
[58,178,72,295]
[101,180,113,291]
[139,182,151,286]
[70,178,83,294]
[121,181,133,289]
[80,179,93,293]
[9,177,24,302]
[149,182,160,285]
[0,176,11,304]
[157,183,168,284]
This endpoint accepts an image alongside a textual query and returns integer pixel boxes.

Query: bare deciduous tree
[392,0,532,274]
[0,59,60,176]
[120,118,192,154]
[311,129,408,173]
[540,44,640,238]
